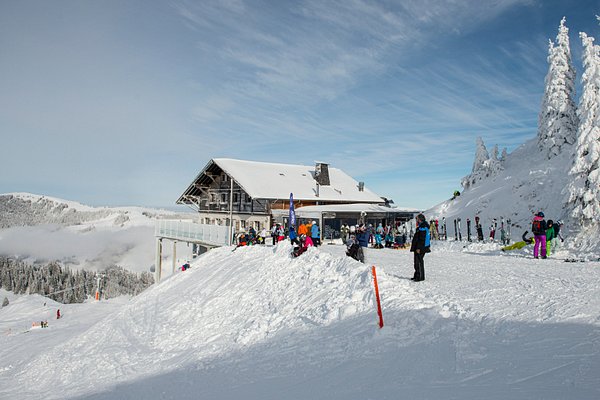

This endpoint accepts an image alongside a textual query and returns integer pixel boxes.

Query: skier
[340,223,349,245]
[552,220,564,251]
[56,309,61,319]
[410,214,430,282]
[310,221,321,247]
[293,234,313,257]
[532,212,547,259]
[501,231,534,251]
[545,220,556,256]
[289,226,298,246]
[345,235,364,262]
[356,224,369,248]
[258,227,268,245]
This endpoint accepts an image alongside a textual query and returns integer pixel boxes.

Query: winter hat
[537,212,545,218]
[557,220,563,225]
[312,221,316,225]
[417,213,426,221]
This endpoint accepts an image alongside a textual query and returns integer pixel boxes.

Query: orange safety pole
[372,265,384,328]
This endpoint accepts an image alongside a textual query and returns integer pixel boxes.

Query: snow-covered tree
[500,147,508,163]
[538,17,579,159]
[461,138,506,189]
[565,32,600,226]
[461,137,489,189]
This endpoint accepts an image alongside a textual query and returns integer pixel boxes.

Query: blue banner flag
[289,193,296,228]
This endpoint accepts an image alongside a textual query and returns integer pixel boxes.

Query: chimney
[358,181,364,192]
[314,162,330,186]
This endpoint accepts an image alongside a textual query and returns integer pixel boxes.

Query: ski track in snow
[1,241,600,399]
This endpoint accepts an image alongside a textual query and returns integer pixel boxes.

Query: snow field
[1,242,599,399]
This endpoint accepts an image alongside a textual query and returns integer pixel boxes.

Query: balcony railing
[155,220,230,247]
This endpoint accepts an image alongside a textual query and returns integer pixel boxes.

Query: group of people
[235,221,322,250]
[531,212,564,259]
[340,223,409,250]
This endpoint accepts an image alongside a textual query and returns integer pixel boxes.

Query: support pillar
[172,241,177,274]
[155,238,162,283]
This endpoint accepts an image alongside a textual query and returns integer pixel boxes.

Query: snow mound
[15,243,375,398]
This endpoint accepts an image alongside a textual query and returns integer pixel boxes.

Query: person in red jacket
[57,309,61,319]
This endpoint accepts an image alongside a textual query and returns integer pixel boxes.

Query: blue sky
[1,0,598,209]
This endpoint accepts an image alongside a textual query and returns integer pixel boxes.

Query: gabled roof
[177,158,383,204]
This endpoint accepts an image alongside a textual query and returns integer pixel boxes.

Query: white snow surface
[1,241,599,399]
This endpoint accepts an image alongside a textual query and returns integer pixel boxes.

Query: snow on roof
[272,203,420,219]
[211,158,383,203]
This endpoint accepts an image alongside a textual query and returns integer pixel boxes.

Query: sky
[1,0,599,209]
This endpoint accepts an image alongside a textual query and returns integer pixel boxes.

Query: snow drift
[12,243,376,399]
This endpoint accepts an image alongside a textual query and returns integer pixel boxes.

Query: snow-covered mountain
[0,193,195,273]
[427,136,598,257]
[428,137,570,236]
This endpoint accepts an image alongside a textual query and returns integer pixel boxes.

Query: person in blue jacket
[356,224,370,248]
[289,226,298,245]
[310,221,321,246]
[410,213,431,282]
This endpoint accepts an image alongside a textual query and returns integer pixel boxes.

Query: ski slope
[1,241,599,399]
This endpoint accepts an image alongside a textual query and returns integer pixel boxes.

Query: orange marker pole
[372,266,384,329]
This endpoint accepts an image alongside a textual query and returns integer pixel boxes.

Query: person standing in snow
[552,220,564,251]
[356,224,369,248]
[56,309,61,319]
[340,223,349,245]
[289,226,298,245]
[532,212,547,259]
[310,221,321,246]
[410,214,430,282]
[545,220,556,257]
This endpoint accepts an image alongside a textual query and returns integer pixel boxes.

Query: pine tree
[566,31,600,227]
[538,17,579,159]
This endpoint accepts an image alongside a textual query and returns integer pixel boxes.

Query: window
[233,193,239,203]
[221,193,227,203]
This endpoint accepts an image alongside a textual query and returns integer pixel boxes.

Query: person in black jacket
[410,214,431,281]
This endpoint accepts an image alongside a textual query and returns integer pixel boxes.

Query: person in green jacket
[546,220,556,256]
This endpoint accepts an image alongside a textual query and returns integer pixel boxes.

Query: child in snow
[293,234,313,257]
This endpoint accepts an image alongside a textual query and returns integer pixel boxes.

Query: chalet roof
[271,203,420,219]
[177,158,383,204]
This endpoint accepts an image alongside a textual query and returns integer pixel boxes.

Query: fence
[155,220,230,247]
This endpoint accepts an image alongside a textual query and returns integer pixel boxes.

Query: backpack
[532,220,543,235]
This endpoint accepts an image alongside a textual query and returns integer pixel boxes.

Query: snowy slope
[426,139,593,253]
[1,242,599,399]
[0,193,195,273]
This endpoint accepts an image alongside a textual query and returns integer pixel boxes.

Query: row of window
[209,192,251,203]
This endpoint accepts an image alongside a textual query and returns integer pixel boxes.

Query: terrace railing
[155,220,230,247]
